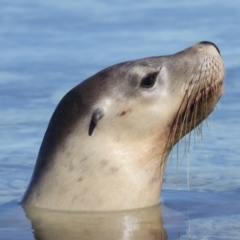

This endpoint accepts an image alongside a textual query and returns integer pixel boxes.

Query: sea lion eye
[140,73,158,88]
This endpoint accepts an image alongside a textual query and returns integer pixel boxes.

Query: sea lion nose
[199,41,220,54]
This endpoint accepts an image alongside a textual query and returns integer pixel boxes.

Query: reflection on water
[1,193,240,239]
[1,201,187,240]
[1,0,240,239]
[25,204,168,240]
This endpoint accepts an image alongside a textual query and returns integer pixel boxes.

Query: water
[0,0,240,239]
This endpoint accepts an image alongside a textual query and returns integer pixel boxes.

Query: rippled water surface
[0,1,240,239]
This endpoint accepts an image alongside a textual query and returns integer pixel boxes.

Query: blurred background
[0,0,239,239]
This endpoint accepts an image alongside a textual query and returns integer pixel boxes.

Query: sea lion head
[22,41,224,211]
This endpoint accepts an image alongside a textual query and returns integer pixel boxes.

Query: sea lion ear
[88,108,105,136]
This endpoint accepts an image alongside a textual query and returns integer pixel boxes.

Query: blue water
[0,1,240,239]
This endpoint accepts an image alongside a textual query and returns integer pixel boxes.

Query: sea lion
[22,41,225,211]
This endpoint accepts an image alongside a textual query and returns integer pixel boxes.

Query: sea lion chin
[22,41,225,211]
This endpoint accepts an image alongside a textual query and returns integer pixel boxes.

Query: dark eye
[140,73,158,88]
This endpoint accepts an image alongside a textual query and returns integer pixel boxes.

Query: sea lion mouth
[166,76,224,151]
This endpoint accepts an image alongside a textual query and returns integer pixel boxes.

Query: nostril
[199,41,220,54]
